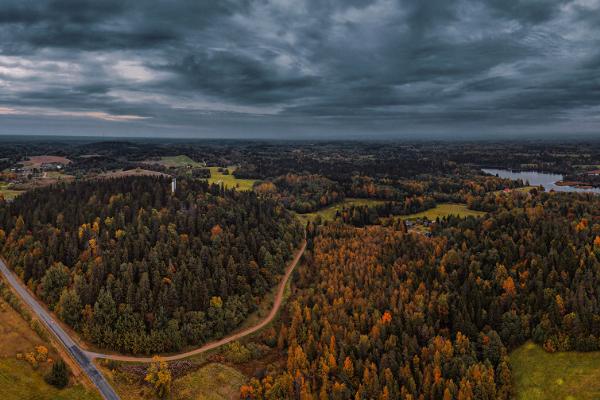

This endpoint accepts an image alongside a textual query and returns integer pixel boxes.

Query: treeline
[244,191,600,399]
[334,197,436,227]
[0,176,303,354]
[65,156,137,176]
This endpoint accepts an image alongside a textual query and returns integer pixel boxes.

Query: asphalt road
[0,258,120,400]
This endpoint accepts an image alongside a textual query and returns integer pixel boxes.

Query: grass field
[23,155,72,168]
[511,341,600,400]
[156,155,203,168]
[0,297,100,400]
[172,363,246,400]
[103,361,245,400]
[0,359,99,400]
[0,301,46,357]
[0,186,23,200]
[399,203,486,220]
[208,166,256,191]
[297,198,388,223]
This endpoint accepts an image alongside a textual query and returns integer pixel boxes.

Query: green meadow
[157,155,203,168]
[399,203,486,220]
[207,166,256,191]
[511,342,600,400]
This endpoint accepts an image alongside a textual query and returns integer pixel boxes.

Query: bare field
[23,155,72,167]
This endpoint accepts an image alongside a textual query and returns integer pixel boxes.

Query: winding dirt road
[85,240,306,362]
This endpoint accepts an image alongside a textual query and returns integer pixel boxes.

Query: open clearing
[23,155,72,168]
[399,203,486,220]
[297,198,388,223]
[511,341,600,400]
[0,294,100,400]
[98,168,170,179]
[172,363,246,400]
[103,362,245,400]
[149,155,203,168]
[0,183,23,200]
[493,186,537,195]
[208,166,256,191]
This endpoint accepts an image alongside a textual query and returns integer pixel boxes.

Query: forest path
[84,240,307,363]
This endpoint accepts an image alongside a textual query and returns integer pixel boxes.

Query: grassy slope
[158,155,203,168]
[399,203,486,220]
[208,166,256,191]
[511,342,600,400]
[297,198,388,223]
[0,298,100,400]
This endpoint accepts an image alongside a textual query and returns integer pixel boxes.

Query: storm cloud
[0,0,599,138]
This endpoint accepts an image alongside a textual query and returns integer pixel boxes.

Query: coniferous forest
[0,176,303,354]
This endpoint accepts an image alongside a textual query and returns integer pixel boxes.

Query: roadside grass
[157,155,203,168]
[399,203,486,220]
[511,341,600,400]
[0,298,100,400]
[297,198,388,223]
[0,301,46,357]
[0,359,99,400]
[208,166,256,191]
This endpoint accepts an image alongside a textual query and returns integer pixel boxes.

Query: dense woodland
[0,176,303,353]
[245,191,600,399]
[256,174,345,213]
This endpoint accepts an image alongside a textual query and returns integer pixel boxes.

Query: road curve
[85,240,307,362]
[0,258,120,400]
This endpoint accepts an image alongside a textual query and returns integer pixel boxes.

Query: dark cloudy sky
[1,0,599,138]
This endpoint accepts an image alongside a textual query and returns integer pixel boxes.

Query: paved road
[0,259,120,400]
[86,240,307,362]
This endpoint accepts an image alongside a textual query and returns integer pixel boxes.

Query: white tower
[171,177,176,194]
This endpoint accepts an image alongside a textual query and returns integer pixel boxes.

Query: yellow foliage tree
[144,356,172,398]
[35,345,48,362]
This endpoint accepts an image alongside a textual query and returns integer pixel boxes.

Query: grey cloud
[0,0,599,138]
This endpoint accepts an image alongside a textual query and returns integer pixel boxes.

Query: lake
[482,168,600,194]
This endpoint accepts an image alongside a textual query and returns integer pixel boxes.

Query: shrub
[45,360,69,388]
[223,341,251,364]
